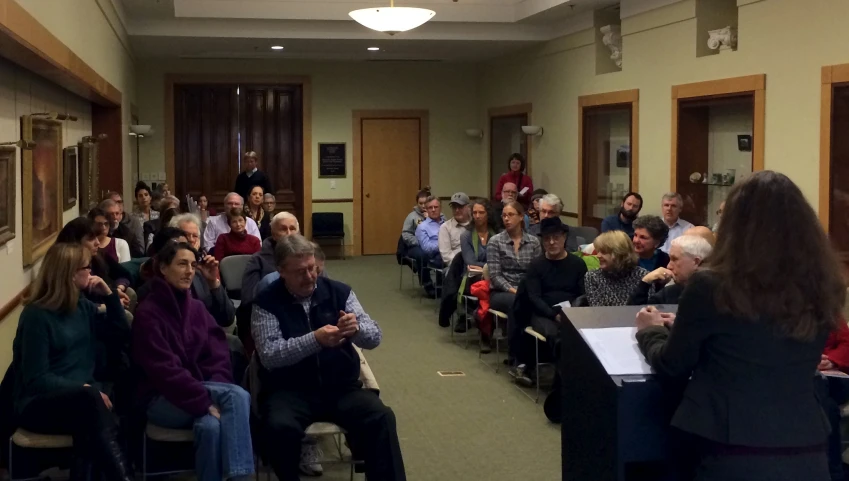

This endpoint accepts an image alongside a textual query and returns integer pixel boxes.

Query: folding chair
[451,295,478,348]
[399,256,417,290]
[481,309,508,373]
[219,254,253,309]
[141,424,194,479]
[8,429,72,481]
[523,326,554,403]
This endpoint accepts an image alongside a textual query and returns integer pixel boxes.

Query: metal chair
[219,254,253,308]
[523,326,554,403]
[571,226,600,245]
[452,295,478,348]
[8,429,72,481]
[312,212,346,260]
[141,424,195,479]
[399,256,418,290]
[481,309,508,373]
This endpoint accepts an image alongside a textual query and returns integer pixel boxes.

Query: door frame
[577,90,639,227]
[487,103,533,197]
[353,110,429,256]
[670,74,765,192]
[164,74,313,235]
[819,64,849,231]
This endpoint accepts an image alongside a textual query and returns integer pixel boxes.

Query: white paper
[579,327,652,376]
[519,187,529,195]
[553,300,571,310]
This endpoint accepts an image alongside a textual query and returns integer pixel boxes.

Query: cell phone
[195,248,208,264]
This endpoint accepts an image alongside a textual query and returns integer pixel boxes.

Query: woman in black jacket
[636,171,846,481]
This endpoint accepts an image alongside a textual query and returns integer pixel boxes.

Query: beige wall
[479,0,849,219]
[0,0,136,371]
[135,59,485,246]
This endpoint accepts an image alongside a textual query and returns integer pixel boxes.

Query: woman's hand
[819,355,836,371]
[84,385,112,410]
[86,276,112,296]
[196,255,221,288]
[208,405,221,420]
[118,290,131,308]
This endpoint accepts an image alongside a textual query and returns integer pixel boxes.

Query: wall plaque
[319,142,346,178]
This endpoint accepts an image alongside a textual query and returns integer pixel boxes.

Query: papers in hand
[519,187,529,195]
[579,327,652,376]
[553,300,571,310]
[822,369,849,378]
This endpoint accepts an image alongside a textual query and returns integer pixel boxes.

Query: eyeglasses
[503,190,518,195]
[94,221,109,228]
[502,212,519,219]
[78,265,91,272]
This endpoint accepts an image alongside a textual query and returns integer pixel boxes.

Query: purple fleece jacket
[132,276,232,417]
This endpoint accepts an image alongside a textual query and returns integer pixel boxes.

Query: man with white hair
[202,192,261,250]
[106,191,145,258]
[628,234,712,305]
[170,213,204,251]
[527,193,580,252]
[660,192,694,253]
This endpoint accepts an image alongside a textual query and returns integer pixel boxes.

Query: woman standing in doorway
[494,153,534,208]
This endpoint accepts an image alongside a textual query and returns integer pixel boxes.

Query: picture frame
[737,134,752,152]
[318,142,347,178]
[0,146,16,247]
[63,146,77,210]
[78,139,99,211]
[21,115,63,267]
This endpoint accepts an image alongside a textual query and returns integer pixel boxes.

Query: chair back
[571,226,600,244]
[312,212,345,238]
[219,254,252,300]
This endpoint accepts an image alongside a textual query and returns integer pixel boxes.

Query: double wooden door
[174,84,303,219]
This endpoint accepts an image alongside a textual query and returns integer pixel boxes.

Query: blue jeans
[147,381,254,481]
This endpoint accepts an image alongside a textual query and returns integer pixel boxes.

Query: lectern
[560,305,679,481]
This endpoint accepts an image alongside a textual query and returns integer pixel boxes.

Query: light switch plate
[330,180,336,189]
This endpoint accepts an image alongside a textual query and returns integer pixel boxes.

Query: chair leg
[398,263,403,290]
[535,337,541,404]
[141,432,147,480]
[8,438,13,481]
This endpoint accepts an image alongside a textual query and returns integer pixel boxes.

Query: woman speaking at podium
[635,171,846,481]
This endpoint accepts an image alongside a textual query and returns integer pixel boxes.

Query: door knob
[365,193,370,198]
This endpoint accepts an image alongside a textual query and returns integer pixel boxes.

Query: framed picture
[78,139,99,211]
[63,146,77,210]
[21,115,63,267]
[737,134,752,152]
[0,146,15,247]
[318,142,346,178]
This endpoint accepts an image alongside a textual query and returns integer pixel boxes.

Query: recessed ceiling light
[367,47,380,51]
[271,45,284,50]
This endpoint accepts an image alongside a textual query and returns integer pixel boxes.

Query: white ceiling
[118,0,623,61]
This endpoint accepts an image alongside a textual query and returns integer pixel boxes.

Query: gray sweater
[401,206,426,247]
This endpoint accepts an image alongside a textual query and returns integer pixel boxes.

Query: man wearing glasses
[414,196,445,298]
[105,192,145,258]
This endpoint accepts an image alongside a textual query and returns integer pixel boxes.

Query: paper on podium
[579,327,652,376]
[554,300,571,310]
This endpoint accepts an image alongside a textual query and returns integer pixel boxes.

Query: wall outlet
[141,173,150,181]
[330,180,336,190]
[158,172,166,180]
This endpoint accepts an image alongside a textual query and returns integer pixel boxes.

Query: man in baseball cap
[438,192,471,265]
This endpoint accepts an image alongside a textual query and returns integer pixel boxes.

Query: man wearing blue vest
[251,234,406,481]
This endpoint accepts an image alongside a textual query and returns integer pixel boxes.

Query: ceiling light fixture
[270,45,284,50]
[349,0,435,35]
[367,47,380,51]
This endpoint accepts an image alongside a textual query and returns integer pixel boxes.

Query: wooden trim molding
[818,64,849,231]
[353,109,429,256]
[670,74,766,190]
[0,0,120,106]
[163,74,313,236]
[577,89,640,227]
[561,211,579,219]
[312,198,353,204]
[487,103,534,189]
[0,285,29,324]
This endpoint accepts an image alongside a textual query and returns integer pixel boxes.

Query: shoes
[479,333,491,354]
[299,442,324,477]
[454,318,468,333]
[509,364,535,387]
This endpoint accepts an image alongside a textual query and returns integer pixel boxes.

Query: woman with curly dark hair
[636,171,846,481]
[631,214,670,271]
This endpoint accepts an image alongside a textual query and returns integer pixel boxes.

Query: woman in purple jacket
[132,242,254,481]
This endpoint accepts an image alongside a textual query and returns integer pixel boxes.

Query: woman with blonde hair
[11,243,132,481]
[584,230,647,306]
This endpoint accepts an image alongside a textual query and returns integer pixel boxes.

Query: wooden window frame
[819,64,849,231]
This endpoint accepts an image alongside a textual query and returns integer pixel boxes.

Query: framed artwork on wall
[63,146,77,210]
[78,138,100,211]
[0,146,15,247]
[21,115,63,267]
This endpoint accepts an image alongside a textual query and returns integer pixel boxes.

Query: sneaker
[299,442,324,477]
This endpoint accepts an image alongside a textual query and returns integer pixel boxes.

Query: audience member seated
[601,192,643,238]
[414,196,445,297]
[203,192,261,251]
[88,208,130,263]
[134,181,158,223]
[262,193,277,216]
[257,242,328,296]
[635,171,845,481]
[584,231,648,307]
[684,225,716,247]
[138,227,235,329]
[437,192,471,266]
[631,215,670,271]
[234,151,273,204]
[398,189,429,261]
[57,218,134,314]
[170,213,204,252]
[145,206,181,254]
[527,194,542,228]
[660,192,694,252]
[528,194,580,252]
[515,217,587,381]
[494,153,534,207]
[214,209,262,261]
[486,201,541,361]
[251,235,406,481]
[245,186,271,240]
[627,234,712,305]
[11,243,133,481]
[133,242,254,481]
[242,212,300,306]
[818,318,849,481]
[461,199,497,275]
[104,193,145,258]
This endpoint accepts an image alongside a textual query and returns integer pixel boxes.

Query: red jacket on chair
[470,280,493,337]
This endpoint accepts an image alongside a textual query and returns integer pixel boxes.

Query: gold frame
[0,146,15,247]
[21,115,63,266]
[78,139,99,211]
[63,146,77,210]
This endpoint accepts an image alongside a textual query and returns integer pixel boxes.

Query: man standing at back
[203,192,261,251]
[659,192,694,252]
[438,192,471,265]
[601,192,643,238]
[234,151,273,202]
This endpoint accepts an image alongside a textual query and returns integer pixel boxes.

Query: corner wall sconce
[522,125,544,137]
[465,128,483,139]
[0,139,35,149]
[32,112,78,121]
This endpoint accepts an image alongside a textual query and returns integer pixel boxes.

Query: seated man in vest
[252,235,406,481]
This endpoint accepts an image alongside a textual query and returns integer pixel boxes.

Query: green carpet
[306,255,561,481]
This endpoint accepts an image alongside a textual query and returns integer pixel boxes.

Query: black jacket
[627,281,685,306]
[234,170,273,204]
[241,237,277,306]
[636,271,830,447]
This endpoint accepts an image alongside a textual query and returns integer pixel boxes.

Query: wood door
[830,85,849,265]
[239,85,304,221]
[92,104,123,197]
[361,118,421,255]
[174,84,239,211]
